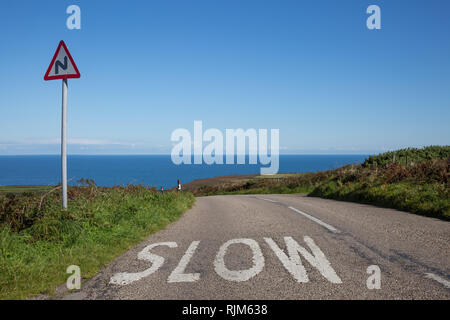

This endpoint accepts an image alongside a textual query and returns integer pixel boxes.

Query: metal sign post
[44,40,81,209]
[61,79,68,208]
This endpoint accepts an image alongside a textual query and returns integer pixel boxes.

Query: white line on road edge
[425,273,450,289]
[288,206,340,233]
[257,197,279,203]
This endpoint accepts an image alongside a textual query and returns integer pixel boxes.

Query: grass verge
[0,182,195,299]
[310,180,449,220]
[0,186,52,194]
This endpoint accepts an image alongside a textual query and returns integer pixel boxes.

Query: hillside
[184,146,450,220]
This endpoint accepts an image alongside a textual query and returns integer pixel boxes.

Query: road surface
[63,194,450,299]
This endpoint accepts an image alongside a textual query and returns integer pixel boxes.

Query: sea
[0,155,368,189]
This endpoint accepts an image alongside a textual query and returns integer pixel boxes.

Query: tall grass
[0,181,195,299]
[363,145,450,167]
[309,159,449,220]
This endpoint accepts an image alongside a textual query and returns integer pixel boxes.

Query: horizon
[0,144,446,156]
[0,153,373,156]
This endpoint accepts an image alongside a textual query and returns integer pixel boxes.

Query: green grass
[0,185,195,299]
[310,180,449,220]
[0,186,53,194]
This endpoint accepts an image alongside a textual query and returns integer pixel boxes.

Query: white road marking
[425,273,450,289]
[110,236,340,285]
[214,238,265,282]
[168,241,201,283]
[265,236,342,284]
[288,206,340,233]
[257,197,279,203]
[110,242,177,285]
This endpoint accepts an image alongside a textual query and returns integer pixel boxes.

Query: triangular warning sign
[44,41,81,81]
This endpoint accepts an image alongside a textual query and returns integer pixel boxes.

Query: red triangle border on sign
[44,40,81,81]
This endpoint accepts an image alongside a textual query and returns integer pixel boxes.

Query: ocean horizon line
[0,153,373,156]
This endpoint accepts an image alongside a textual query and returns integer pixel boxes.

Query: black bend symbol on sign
[55,56,68,75]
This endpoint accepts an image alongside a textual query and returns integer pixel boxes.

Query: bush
[363,146,450,167]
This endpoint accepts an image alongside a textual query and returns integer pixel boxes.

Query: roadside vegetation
[187,146,449,220]
[0,180,194,299]
[189,173,319,196]
[363,145,449,167]
[0,186,52,194]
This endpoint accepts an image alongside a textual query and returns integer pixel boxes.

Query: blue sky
[0,0,449,155]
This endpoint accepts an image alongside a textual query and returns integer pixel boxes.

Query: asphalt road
[63,194,450,300]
